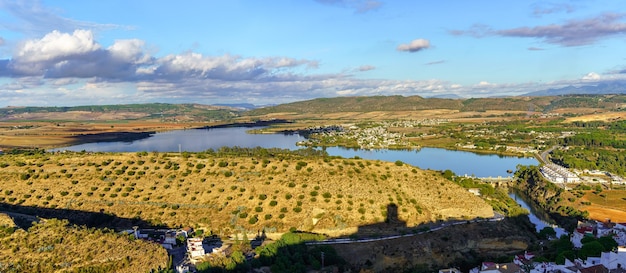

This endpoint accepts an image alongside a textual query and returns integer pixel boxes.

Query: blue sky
[0,0,625,107]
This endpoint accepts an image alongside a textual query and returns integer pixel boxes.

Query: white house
[572,226,595,248]
[479,262,523,273]
[187,237,205,258]
[439,268,463,273]
[600,247,626,270]
[164,230,177,245]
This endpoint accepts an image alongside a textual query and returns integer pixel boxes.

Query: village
[436,219,626,273]
[124,226,267,273]
[121,122,626,273]
[125,210,626,273]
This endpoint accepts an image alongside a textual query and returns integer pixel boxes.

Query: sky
[0,0,626,107]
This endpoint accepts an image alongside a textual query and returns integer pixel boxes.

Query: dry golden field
[563,111,626,123]
[0,212,15,227]
[0,121,210,149]
[580,190,626,222]
[0,152,493,237]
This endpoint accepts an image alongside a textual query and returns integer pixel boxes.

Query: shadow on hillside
[64,131,155,146]
[348,203,408,238]
[193,204,538,273]
[0,202,165,230]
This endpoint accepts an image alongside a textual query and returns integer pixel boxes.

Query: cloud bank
[1,28,625,107]
[451,13,626,47]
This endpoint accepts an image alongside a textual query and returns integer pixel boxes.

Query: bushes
[249,215,258,224]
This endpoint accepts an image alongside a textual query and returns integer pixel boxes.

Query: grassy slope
[247,94,626,115]
[0,103,240,122]
[0,152,492,236]
[0,217,168,273]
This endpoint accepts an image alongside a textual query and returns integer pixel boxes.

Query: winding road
[305,214,505,246]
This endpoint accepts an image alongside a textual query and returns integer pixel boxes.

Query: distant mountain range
[427,93,463,99]
[214,103,260,110]
[523,81,626,96]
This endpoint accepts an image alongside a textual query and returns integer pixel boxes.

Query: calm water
[324,147,536,177]
[52,127,306,152]
[53,127,537,177]
[509,192,568,237]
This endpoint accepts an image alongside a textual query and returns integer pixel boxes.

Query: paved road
[168,246,187,268]
[305,215,504,246]
[539,145,559,165]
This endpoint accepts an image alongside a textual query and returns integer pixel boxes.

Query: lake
[52,127,537,177]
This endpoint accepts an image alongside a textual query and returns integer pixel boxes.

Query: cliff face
[332,217,536,272]
[514,165,580,230]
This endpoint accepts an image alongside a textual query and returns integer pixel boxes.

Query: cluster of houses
[540,163,581,183]
[571,221,626,249]
[123,227,179,249]
[296,123,410,149]
[438,220,626,273]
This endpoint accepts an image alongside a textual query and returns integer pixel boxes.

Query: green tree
[579,241,604,259]
[597,236,618,252]
[538,227,556,239]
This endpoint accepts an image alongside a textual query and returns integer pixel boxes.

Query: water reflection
[509,192,568,238]
[52,127,537,177]
[325,146,536,177]
[52,127,306,153]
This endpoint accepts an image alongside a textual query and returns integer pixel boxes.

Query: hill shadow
[0,202,165,230]
[191,204,538,273]
[349,203,408,238]
[65,131,155,146]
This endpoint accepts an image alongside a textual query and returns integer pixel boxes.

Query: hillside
[0,217,169,273]
[0,103,241,122]
[246,94,626,115]
[524,81,626,97]
[0,149,493,237]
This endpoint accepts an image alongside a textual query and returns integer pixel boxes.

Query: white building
[600,247,626,270]
[541,164,580,183]
[187,237,205,258]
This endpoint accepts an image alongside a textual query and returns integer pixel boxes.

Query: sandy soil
[564,111,626,123]
[584,206,626,223]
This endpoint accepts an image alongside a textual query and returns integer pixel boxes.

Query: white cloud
[582,72,601,80]
[397,39,430,53]
[453,13,626,47]
[108,39,151,64]
[0,0,125,36]
[357,65,376,72]
[16,30,100,63]
[2,29,626,106]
